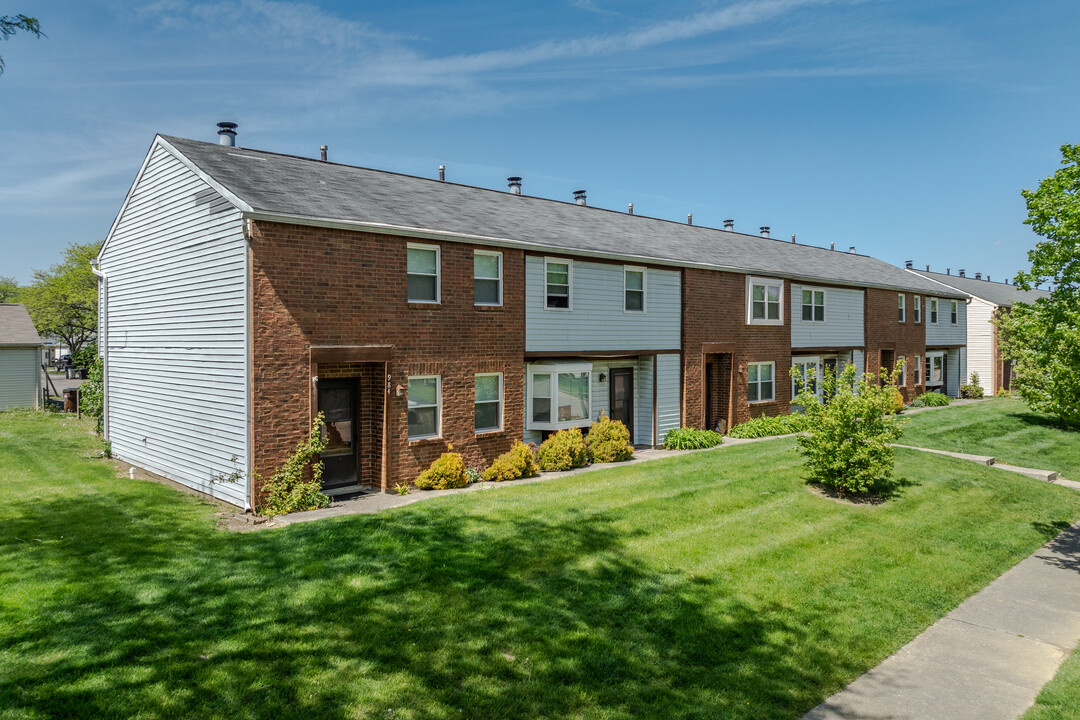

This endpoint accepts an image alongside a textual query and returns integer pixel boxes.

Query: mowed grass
[902,398,1080,479]
[1023,647,1080,720]
[3,410,1080,720]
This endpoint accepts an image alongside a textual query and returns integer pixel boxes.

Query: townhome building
[907,266,1048,395]
[96,129,966,508]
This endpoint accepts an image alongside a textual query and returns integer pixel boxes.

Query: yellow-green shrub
[537,427,589,471]
[414,444,469,490]
[886,386,905,414]
[586,414,634,463]
[481,440,539,482]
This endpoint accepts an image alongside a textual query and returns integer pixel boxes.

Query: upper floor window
[475,373,503,433]
[474,250,502,306]
[748,361,775,403]
[624,267,646,312]
[914,296,922,323]
[801,288,825,322]
[929,298,939,324]
[407,243,440,303]
[898,294,906,322]
[747,276,783,325]
[407,375,441,439]
[545,259,571,310]
[951,300,958,324]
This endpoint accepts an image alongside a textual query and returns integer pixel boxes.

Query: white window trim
[914,296,922,324]
[526,362,593,431]
[474,249,503,307]
[623,266,647,313]
[407,242,441,304]
[544,257,573,311]
[951,300,959,325]
[929,298,939,324]
[474,372,503,433]
[926,352,945,387]
[748,360,777,404]
[898,355,906,387]
[407,375,441,440]
[898,294,906,323]
[746,276,784,326]
[915,355,922,385]
[791,356,822,400]
[799,286,827,324]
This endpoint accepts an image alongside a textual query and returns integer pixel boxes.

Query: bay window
[527,363,592,430]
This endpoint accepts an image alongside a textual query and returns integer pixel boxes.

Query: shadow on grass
[1008,411,1080,433]
[0,489,848,720]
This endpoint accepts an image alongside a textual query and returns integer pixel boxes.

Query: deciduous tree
[21,242,101,355]
[0,14,43,75]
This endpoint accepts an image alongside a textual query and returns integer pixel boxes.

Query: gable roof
[0,304,43,346]
[157,135,965,298]
[907,269,1050,307]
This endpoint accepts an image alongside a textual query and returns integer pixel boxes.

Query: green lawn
[901,398,1080,479]
[3,410,1080,719]
[1023,648,1080,720]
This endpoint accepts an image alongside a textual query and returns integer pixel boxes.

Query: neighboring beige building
[0,304,43,409]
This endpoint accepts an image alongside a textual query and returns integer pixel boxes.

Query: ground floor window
[407,375,441,439]
[926,352,944,387]
[898,356,906,386]
[527,363,592,430]
[791,357,819,399]
[748,361,775,403]
[915,355,921,385]
[475,373,503,433]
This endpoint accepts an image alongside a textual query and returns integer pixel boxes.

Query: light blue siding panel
[926,297,967,346]
[946,348,961,398]
[100,144,248,508]
[636,356,654,445]
[525,256,681,352]
[791,285,864,348]
[655,353,681,445]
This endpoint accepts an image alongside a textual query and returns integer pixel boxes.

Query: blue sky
[1,0,1077,285]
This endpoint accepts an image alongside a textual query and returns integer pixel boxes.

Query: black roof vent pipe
[438,165,445,181]
[760,226,770,238]
[905,260,913,269]
[320,145,328,162]
[628,203,634,215]
[723,219,734,231]
[687,213,693,225]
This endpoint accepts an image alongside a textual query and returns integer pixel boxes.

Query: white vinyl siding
[98,143,248,508]
[791,284,864,348]
[965,298,995,395]
[926,298,967,346]
[525,256,680,352]
[0,347,40,409]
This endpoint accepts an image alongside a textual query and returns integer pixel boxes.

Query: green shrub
[960,373,985,399]
[464,467,482,484]
[415,444,469,490]
[538,427,589,471]
[792,364,904,496]
[885,386,905,414]
[728,413,812,439]
[663,427,723,450]
[996,387,1012,398]
[911,391,951,407]
[72,343,97,369]
[79,357,104,433]
[586,414,634,463]
[482,440,539,482]
[259,413,331,516]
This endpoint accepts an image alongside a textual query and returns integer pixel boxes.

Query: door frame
[608,366,635,442]
[316,377,360,493]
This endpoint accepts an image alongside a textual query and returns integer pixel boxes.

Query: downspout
[243,219,254,512]
[89,258,108,441]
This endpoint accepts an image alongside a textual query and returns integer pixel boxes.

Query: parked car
[55,354,72,370]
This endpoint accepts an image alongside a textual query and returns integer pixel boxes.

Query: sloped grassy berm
[3,409,1080,720]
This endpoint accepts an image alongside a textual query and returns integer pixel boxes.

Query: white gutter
[89,258,108,441]
[243,210,962,298]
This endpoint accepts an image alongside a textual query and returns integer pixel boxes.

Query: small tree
[793,363,905,496]
[21,241,101,354]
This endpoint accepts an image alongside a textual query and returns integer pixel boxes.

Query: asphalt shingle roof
[162,135,966,298]
[0,304,43,346]
[907,270,1050,307]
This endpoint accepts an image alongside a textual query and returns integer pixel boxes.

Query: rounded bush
[538,427,589,471]
[482,440,539,482]
[415,445,469,490]
[586,414,634,463]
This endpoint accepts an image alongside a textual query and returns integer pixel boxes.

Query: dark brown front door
[609,368,634,442]
[318,379,358,490]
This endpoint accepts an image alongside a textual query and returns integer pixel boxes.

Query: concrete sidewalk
[804,522,1080,720]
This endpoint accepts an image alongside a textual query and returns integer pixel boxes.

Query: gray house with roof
[97,128,965,508]
[0,304,43,410]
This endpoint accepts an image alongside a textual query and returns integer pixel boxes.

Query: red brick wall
[682,269,792,429]
[249,220,525,493]
[864,288,926,402]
